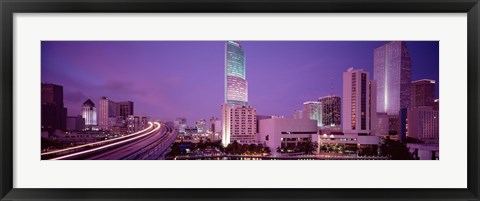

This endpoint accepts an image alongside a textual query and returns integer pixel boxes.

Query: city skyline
[42,41,439,125]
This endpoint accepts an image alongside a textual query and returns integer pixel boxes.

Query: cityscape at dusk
[41,41,439,160]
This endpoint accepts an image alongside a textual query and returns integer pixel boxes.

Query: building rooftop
[412,79,435,84]
[83,99,95,106]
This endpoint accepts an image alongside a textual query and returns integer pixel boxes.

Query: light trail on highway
[41,122,154,156]
[50,122,161,160]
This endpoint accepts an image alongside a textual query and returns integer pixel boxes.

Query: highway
[42,122,178,160]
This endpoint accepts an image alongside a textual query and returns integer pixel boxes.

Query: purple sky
[41,41,439,126]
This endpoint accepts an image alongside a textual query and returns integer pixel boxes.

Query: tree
[276,146,282,154]
[247,144,257,154]
[264,147,271,155]
[166,142,182,157]
[303,139,318,155]
[380,137,415,160]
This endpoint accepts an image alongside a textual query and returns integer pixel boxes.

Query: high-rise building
[82,99,97,130]
[407,107,439,143]
[222,41,257,146]
[98,96,117,130]
[374,41,412,115]
[41,83,67,131]
[116,101,134,120]
[318,95,341,128]
[369,80,378,135]
[411,79,436,108]
[342,68,372,135]
[225,41,248,106]
[303,101,322,127]
[406,79,439,143]
[222,104,257,145]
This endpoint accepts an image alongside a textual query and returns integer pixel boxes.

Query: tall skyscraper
[318,95,341,128]
[82,99,97,130]
[225,41,248,106]
[374,41,412,115]
[222,41,257,146]
[303,101,322,127]
[116,101,134,120]
[98,96,117,130]
[41,83,67,131]
[410,79,436,108]
[342,68,372,135]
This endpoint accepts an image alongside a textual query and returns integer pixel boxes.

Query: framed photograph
[1,0,479,200]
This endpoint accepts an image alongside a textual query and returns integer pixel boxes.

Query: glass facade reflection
[225,41,248,106]
[374,41,412,115]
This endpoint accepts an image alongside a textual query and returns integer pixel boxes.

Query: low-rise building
[316,132,380,155]
[258,118,318,156]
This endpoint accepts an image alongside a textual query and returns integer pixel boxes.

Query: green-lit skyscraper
[224,41,248,106]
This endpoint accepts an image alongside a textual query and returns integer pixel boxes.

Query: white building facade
[258,118,318,156]
[222,104,257,145]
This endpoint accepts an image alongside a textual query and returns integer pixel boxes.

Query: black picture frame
[1,0,479,200]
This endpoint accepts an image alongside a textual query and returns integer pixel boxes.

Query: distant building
[303,101,322,127]
[196,119,207,134]
[98,96,117,131]
[342,68,374,135]
[292,109,304,119]
[405,79,438,143]
[175,118,187,133]
[258,118,318,156]
[127,115,149,133]
[82,99,97,131]
[116,101,134,120]
[41,83,67,131]
[66,115,85,131]
[318,95,341,128]
[411,79,436,108]
[407,107,439,143]
[209,117,221,134]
